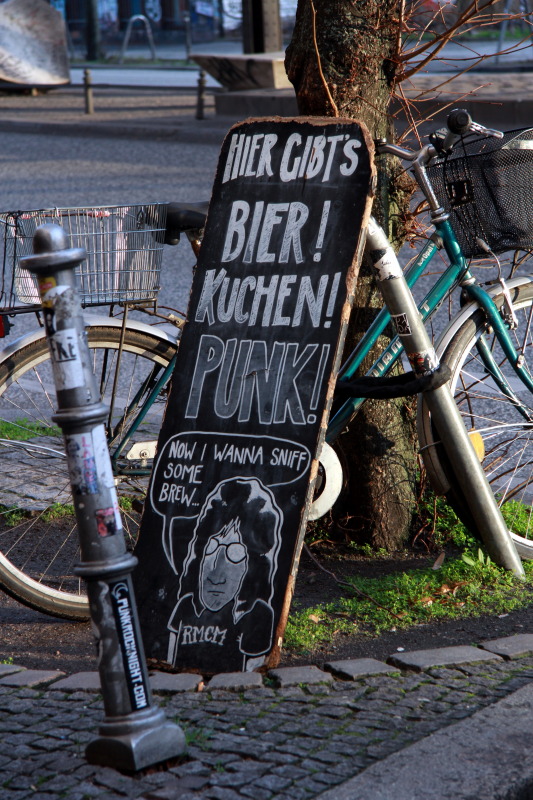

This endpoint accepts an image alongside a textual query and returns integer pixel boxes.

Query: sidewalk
[2,634,533,799]
[1,68,532,148]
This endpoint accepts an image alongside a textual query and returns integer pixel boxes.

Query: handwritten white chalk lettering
[222,133,278,183]
[162,462,204,483]
[195,269,341,328]
[185,335,330,424]
[168,439,196,460]
[221,200,309,264]
[222,131,362,184]
[213,443,264,464]
[179,624,227,646]
[269,447,308,471]
[158,483,198,507]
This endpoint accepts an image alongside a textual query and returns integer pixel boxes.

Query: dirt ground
[1,546,532,674]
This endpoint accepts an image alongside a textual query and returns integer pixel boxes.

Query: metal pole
[184,1,192,62]
[195,69,206,120]
[21,224,186,771]
[119,16,157,64]
[84,69,94,115]
[85,0,101,61]
[365,217,524,577]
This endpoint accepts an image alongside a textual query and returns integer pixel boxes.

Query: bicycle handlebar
[437,108,504,154]
[377,108,504,163]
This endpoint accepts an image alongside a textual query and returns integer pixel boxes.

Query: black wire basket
[427,127,533,259]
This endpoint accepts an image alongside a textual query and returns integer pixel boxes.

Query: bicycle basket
[0,203,168,308]
[426,128,533,259]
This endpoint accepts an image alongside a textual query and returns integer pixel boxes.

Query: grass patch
[41,502,75,522]
[414,490,478,551]
[0,505,29,527]
[119,496,134,512]
[0,418,61,441]
[289,487,533,654]
[0,500,76,527]
[285,549,533,654]
[0,492,136,530]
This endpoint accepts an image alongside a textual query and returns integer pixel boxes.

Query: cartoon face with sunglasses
[166,476,282,671]
[199,519,248,612]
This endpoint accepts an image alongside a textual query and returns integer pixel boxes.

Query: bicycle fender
[432,276,533,358]
[0,314,179,368]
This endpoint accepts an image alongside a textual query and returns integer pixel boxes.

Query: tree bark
[286,0,418,550]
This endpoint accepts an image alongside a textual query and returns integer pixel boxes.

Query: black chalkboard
[133,117,374,674]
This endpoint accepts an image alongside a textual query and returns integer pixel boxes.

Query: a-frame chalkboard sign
[133,117,374,674]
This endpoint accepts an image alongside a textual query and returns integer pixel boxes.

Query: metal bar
[365,216,524,577]
[468,282,533,395]
[328,233,464,442]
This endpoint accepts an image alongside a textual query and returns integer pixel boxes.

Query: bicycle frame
[327,212,533,444]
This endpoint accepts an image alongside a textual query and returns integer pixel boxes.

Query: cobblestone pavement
[2,637,533,799]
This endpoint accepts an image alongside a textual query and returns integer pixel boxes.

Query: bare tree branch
[402,33,533,83]
[401,0,503,63]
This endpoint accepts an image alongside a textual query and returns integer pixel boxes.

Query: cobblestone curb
[1,635,533,799]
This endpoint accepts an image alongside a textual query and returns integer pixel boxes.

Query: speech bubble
[150,431,311,574]
[150,431,311,524]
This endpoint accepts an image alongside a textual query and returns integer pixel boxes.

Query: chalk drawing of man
[166,476,282,672]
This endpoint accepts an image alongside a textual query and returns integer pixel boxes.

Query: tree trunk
[285,0,418,551]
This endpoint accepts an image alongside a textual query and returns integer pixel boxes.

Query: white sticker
[92,425,116,490]
[65,426,123,531]
[392,312,412,336]
[65,432,99,494]
[92,425,123,531]
[49,328,84,390]
[372,251,403,281]
[43,284,70,304]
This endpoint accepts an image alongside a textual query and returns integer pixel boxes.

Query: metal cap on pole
[21,224,186,772]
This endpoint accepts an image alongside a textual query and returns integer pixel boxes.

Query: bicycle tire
[0,324,177,619]
[417,280,533,560]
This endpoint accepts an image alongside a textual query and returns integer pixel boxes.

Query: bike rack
[119,15,157,64]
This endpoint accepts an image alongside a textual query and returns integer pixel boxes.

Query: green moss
[285,552,533,654]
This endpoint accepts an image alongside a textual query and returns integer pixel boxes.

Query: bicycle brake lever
[469,121,504,139]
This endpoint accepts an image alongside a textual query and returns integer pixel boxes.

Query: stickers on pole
[65,425,122,535]
[48,327,85,391]
[134,117,374,674]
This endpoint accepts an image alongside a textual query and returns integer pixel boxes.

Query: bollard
[21,224,186,772]
[84,68,94,115]
[195,69,206,120]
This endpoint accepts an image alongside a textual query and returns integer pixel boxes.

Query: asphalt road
[0,129,219,342]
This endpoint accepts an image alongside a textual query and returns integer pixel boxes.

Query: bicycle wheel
[0,324,177,618]
[418,280,533,560]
